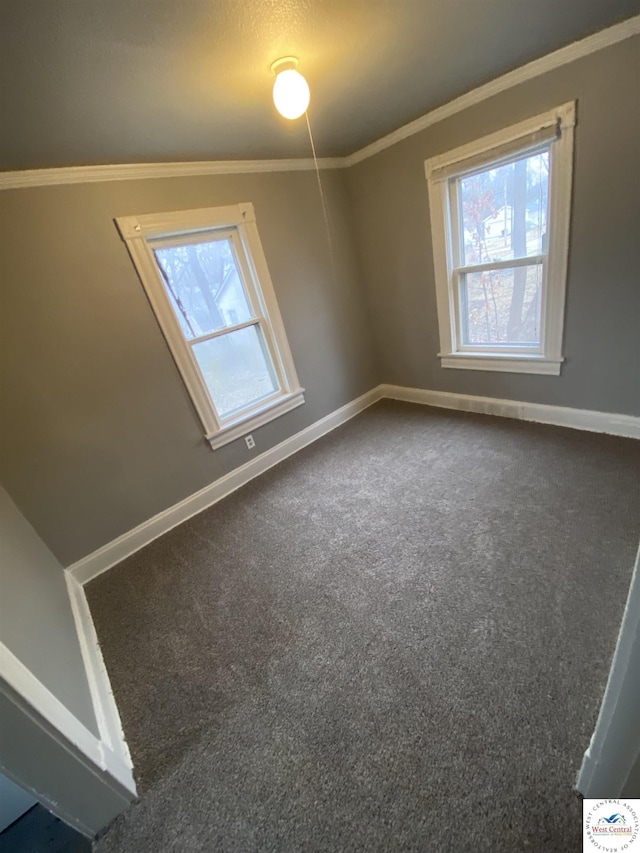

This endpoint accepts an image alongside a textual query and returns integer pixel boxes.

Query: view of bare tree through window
[154,239,249,338]
[457,149,549,345]
[154,238,279,417]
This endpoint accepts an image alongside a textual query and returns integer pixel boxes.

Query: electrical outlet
[245,435,255,450]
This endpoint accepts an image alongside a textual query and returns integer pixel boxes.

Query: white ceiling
[1,0,638,171]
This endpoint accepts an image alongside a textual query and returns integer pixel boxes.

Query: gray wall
[0,486,97,734]
[0,169,377,565]
[0,685,132,837]
[345,37,640,416]
[623,753,640,796]
[1,38,638,571]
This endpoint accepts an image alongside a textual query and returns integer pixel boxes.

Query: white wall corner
[64,573,135,794]
[0,642,136,797]
[576,543,640,798]
[577,744,597,794]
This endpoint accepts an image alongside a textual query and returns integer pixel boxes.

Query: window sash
[152,228,261,333]
[150,226,292,426]
[187,317,263,346]
[187,318,284,422]
[446,144,551,356]
[425,104,573,376]
[426,123,559,183]
[115,202,304,446]
[451,270,545,355]
[149,227,237,251]
[450,136,554,185]
[453,254,546,276]
[448,151,550,272]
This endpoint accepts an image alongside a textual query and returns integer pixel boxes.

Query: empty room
[1,2,639,851]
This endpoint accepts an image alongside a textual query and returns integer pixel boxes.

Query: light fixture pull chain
[305,111,338,286]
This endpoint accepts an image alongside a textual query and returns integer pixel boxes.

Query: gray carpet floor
[87,401,640,852]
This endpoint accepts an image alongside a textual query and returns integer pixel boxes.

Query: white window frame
[116,203,304,449]
[425,102,575,375]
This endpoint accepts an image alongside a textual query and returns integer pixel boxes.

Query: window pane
[154,238,254,339]
[192,324,278,418]
[462,265,543,345]
[460,150,549,265]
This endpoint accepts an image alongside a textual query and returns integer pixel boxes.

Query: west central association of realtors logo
[599,814,627,825]
[583,799,640,851]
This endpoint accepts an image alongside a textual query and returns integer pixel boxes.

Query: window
[425,102,575,374]
[116,203,304,449]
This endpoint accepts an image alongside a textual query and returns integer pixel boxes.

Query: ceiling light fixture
[270,57,310,120]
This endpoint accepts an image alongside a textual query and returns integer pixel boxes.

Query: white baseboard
[64,573,134,786]
[68,383,638,588]
[54,379,638,827]
[0,642,136,797]
[380,385,640,439]
[67,387,383,586]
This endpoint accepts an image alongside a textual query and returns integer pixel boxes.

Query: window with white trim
[116,203,304,449]
[425,102,575,375]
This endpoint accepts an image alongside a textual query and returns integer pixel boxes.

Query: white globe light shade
[273,69,310,120]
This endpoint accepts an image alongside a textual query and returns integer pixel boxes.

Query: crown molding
[0,157,344,191]
[0,15,637,189]
[343,14,640,167]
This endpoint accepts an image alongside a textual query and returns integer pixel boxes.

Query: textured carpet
[87,401,640,852]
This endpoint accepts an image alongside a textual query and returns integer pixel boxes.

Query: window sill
[206,389,305,450]
[439,353,563,375]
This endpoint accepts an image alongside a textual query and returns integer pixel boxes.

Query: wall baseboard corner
[64,573,136,794]
[58,380,638,812]
[68,384,638,589]
[0,640,136,800]
[67,386,383,586]
[380,385,640,439]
